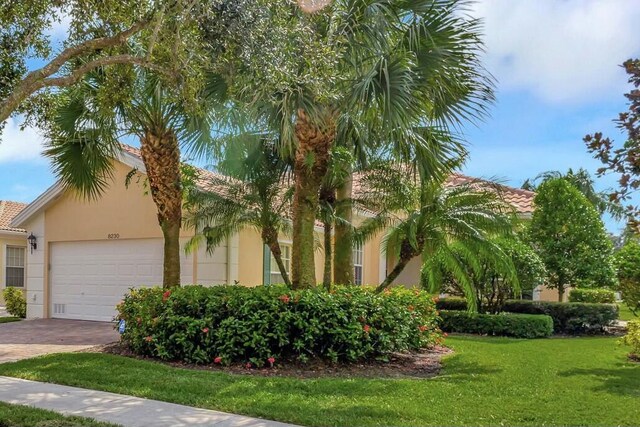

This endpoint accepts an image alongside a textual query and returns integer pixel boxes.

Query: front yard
[0,401,118,427]
[0,336,637,426]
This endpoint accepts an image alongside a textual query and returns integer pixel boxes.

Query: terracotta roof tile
[0,200,28,232]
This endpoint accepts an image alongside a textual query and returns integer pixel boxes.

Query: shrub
[619,320,640,359]
[439,310,553,338]
[436,297,468,311]
[569,288,616,304]
[502,300,618,334]
[116,285,441,366]
[2,288,26,318]
[614,241,640,315]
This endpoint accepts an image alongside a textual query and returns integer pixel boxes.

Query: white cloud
[471,0,640,104]
[0,118,46,164]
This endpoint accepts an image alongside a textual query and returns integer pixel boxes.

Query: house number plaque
[107,233,120,239]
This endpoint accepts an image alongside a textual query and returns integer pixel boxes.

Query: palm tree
[355,165,514,311]
[184,136,295,287]
[45,70,216,288]
[225,0,494,288]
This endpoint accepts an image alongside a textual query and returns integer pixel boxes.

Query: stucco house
[11,145,543,321]
[0,200,28,304]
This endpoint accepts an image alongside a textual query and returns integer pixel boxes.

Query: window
[6,246,25,287]
[353,241,363,285]
[270,244,291,285]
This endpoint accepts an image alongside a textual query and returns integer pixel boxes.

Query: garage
[49,239,193,322]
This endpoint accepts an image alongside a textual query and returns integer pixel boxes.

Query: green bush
[502,300,618,334]
[2,288,26,318]
[569,288,616,304]
[116,285,441,366]
[436,298,618,334]
[619,320,640,359]
[439,310,553,338]
[614,241,640,315]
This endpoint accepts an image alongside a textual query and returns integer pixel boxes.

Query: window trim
[5,245,26,288]
[268,242,292,285]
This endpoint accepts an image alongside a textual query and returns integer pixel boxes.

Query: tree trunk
[333,171,354,285]
[291,109,335,289]
[262,228,291,287]
[323,220,332,290]
[140,130,182,289]
[376,240,418,293]
[558,285,565,302]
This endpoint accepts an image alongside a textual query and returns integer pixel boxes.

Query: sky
[1,0,640,232]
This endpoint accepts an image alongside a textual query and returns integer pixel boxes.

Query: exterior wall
[237,228,264,286]
[534,284,572,302]
[24,214,45,318]
[362,231,382,286]
[0,233,27,304]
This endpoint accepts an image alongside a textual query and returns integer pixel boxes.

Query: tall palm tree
[355,164,514,311]
[184,136,295,287]
[45,70,216,288]
[225,0,494,288]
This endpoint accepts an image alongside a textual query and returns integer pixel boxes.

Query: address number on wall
[107,233,120,239]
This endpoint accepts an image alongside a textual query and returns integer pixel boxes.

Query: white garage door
[50,239,194,322]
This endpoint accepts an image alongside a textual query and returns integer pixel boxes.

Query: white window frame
[270,242,292,285]
[5,246,26,288]
[353,241,364,285]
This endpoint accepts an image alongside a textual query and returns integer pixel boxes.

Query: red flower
[245,362,252,369]
[408,305,415,312]
[443,332,448,337]
[279,295,291,304]
[214,356,222,364]
[136,317,142,324]
[144,336,153,342]
[162,290,171,301]
[383,289,391,296]
[418,325,427,332]
[432,296,440,303]
[202,327,210,334]
[267,357,276,367]
[363,324,371,333]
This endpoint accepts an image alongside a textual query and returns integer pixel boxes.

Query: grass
[0,402,119,427]
[0,316,22,324]
[618,303,639,322]
[0,336,638,426]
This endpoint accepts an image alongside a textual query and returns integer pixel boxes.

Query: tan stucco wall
[0,234,27,304]
[536,284,572,302]
[238,228,265,286]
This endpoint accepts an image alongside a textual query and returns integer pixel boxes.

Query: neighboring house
[12,145,545,322]
[0,200,28,305]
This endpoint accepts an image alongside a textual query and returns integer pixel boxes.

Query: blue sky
[1,0,640,233]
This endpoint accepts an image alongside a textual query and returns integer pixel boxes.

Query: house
[11,146,544,322]
[0,200,28,304]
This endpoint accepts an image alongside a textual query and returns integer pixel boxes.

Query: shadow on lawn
[558,363,640,397]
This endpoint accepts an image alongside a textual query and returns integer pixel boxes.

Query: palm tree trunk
[140,130,182,289]
[262,228,291,287]
[376,240,419,293]
[323,220,332,290]
[291,109,335,289]
[333,171,354,285]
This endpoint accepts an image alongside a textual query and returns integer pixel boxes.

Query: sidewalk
[0,376,300,427]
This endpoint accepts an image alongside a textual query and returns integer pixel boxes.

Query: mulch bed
[86,343,452,379]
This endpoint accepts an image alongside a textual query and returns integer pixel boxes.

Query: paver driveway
[0,319,119,363]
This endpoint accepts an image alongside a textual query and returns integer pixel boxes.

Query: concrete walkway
[0,376,299,427]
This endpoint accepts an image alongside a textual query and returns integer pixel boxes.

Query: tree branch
[1,19,151,123]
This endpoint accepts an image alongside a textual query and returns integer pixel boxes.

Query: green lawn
[618,303,639,322]
[0,316,22,324]
[0,336,638,426]
[0,402,119,427]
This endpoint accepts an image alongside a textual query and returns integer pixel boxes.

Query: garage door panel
[50,239,192,321]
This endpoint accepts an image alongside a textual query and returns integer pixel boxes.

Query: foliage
[439,310,553,338]
[435,297,469,311]
[0,401,119,427]
[585,59,640,224]
[569,288,616,304]
[2,337,639,427]
[619,320,640,359]
[522,168,624,219]
[614,240,640,315]
[501,300,618,334]
[116,285,441,366]
[445,236,546,313]
[529,178,617,300]
[2,287,26,318]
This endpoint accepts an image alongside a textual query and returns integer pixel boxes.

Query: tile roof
[120,144,534,216]
[0,200,28,232]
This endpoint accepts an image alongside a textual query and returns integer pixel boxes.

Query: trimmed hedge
[569,288,616,304]
[437,298,618,334]
[439,310,553,338]
[116,285,441,366]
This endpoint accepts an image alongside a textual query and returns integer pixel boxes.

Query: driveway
[0,319,119,363]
